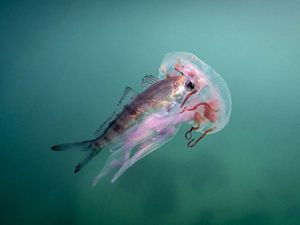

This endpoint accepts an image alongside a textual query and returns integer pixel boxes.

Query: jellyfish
[159,52,232,147]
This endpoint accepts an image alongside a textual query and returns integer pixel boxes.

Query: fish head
[170,68,206,104]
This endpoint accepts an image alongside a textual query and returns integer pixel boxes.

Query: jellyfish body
[159,52,232,146]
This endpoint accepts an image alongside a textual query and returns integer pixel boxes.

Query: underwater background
[1,0,300,225]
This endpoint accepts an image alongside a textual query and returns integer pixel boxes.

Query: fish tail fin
[51,140,91,151]
[74,148,101,173]
[51,139,104,173]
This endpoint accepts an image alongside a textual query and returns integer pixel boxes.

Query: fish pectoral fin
[94,86,138,137]
[142,75,160,89]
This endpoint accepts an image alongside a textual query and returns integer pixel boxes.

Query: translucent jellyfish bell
[159,52,232,135]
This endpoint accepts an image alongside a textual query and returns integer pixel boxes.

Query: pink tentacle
[180,90,197,108]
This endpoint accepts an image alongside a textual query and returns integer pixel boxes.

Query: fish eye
[185,80,195,91]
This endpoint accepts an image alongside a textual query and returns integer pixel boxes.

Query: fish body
[52,75,189,183]
[96,75,184,147]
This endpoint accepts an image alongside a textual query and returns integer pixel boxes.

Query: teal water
[1,1,300,225]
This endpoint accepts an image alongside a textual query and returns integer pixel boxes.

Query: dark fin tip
[74,165,81,173]
[51,145,60,151]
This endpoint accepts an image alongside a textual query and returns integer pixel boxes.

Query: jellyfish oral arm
[111,126,177,183]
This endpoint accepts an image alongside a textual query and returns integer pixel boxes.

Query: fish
[51,52,232,185]
[51,74,194,184]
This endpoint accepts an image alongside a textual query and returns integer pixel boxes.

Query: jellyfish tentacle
[184,111,202,140]
[185,127,193,140]
[174,64,184,76]
[180,106,187,113]
[186,102,218,112]
[180,101,218,114]
[180,91,197,108]
[187,127,215,148]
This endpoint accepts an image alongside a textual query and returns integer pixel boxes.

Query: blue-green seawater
[1,1,300,225]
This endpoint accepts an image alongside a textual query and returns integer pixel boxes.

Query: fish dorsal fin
[142,75,160,89]
[117,86,138,108]
[95,86,138,137]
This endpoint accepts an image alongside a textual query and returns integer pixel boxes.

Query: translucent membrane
[159,52,232,133]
